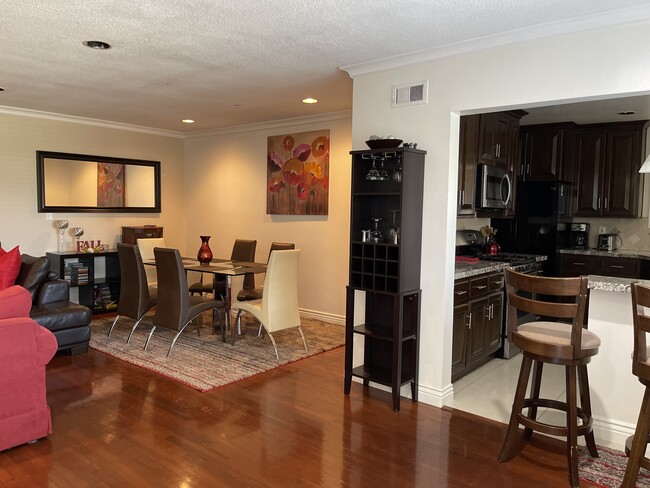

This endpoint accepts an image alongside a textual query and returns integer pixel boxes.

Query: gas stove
[478,253,536,265]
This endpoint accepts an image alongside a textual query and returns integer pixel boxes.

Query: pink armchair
[0,285,57,451]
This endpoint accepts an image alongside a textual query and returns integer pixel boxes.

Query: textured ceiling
[1,0,649,133]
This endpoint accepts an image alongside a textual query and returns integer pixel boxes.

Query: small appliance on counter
[598,233,621,252]
[569,223,589,249]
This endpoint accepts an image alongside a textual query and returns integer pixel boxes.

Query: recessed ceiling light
[83,40,111,50]
[302,98,318,104]
[618,111,636,115]
[181,119,195,124]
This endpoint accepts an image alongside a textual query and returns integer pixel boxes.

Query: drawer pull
[610,265,624,269]
[572,262,586,266]
[454,290,468,296]
[466,313,472,330]
[492,280,504,286]
[473,285,487,290]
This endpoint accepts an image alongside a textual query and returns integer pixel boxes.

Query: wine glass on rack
[388,210,400,244]
[365,156,381,180]
[392,155,402,183]
[378,159,389,180]
[369,218,383,243]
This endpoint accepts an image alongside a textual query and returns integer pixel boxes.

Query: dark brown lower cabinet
[560,253,641,278]
[452,272,504,382]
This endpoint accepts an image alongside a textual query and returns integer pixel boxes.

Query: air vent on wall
[392,80,428,108]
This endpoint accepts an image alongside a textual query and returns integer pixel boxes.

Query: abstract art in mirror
[36,151,161,213]
[266,129,329,215]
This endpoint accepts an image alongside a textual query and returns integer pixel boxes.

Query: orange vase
[197,236,213,264]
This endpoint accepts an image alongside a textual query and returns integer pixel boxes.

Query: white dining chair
[231,249,306,360]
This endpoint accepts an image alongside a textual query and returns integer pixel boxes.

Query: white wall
[350,20,650,406]
[184,114,352,320]
[0,112,186,255]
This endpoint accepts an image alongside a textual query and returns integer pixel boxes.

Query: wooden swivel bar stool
[622,282,650,487]
[498,269,600,488]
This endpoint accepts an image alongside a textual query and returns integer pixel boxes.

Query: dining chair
[498,268,600,488]
[189,239,257,297]
[108,243,157,342]
[136,237,165,286]
[237,242,295,302]
[148,247,225,356]
[232,249,306,360]
[622,282,650,487]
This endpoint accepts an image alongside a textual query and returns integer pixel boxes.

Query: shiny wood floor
[0,347,599,487]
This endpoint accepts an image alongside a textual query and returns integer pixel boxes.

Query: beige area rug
[89,313,344,392]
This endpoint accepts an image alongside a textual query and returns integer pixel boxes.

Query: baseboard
[299,308,345,326]
[418,383,454,408]
[591,415,636,451]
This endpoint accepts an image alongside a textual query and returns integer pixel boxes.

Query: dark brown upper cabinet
[573,121,648,218]
[520,123,575,182]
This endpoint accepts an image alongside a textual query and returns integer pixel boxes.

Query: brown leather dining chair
[108,243,157,343]
[498,268,601,488]
[189,239,257,297]
[622,282,650,487]
[147,247,225,356]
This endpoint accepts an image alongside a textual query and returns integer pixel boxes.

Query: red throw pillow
[0,246,21,290]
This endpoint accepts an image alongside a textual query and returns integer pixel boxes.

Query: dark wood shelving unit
[46,250,121,313]
[344,146,425,411]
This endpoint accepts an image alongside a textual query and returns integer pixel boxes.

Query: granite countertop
[587,275,650,293]
[560,248,650,260]
[454,255,547,280]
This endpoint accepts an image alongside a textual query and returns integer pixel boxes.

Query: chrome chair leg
[167,322,191,357]
[143,325,157,351]
[236,309,243,335]
[258,322,263,337]
[126,316,145,343]
[267,331,279,360]
[298,326,308,352]
[107,315,121,337]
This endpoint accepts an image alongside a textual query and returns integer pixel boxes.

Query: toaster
[597,233,618,251]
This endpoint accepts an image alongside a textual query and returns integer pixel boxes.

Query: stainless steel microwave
[476,164,512,209]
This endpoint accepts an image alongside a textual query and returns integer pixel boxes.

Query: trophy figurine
[72,227,85,252]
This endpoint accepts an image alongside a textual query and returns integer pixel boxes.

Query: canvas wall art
[267,129,329,215]
[97,162,125,207]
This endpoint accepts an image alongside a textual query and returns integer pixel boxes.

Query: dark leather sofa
[16,254,92,354]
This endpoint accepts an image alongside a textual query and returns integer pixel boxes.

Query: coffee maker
[569,223,589,249]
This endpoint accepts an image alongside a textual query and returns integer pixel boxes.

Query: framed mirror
[36,151,161,213]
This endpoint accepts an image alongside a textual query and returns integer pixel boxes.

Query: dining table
[145,257,267,343]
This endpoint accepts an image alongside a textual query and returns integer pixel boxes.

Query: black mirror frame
[36,151,161,213]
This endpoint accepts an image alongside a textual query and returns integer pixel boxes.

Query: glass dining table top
[144,257,267,275]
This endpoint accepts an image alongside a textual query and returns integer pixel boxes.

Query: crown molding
[185,110,352,139]
[0,105,185,139]
[341,5,650,78]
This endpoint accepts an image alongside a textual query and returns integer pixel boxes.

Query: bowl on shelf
[365,138,403,150]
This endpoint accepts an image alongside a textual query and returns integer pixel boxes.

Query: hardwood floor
[0,347,599,487]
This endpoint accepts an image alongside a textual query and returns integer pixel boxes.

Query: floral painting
[97,163,125,207]
[267,129,329,215]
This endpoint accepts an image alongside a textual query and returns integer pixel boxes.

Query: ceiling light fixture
[618,111,636,115]
[302,98,318,104]
[181,119,195,124]
[83,40,111,50]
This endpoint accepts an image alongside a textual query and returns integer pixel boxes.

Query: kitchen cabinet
[344,147,425,411]
[573,121,648,218]
[520,123,575,182]
[560,253,640,279]
[47,250,121,313]
[457,115,479,215]
[458,110,526,217]
[452,272,504,382]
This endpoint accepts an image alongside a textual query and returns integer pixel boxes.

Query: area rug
[579,444,650,487]
[89,313,344,392]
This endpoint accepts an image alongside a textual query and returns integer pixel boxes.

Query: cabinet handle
[473,285,487,290]
[466,313,472,330]
[520,163,524,175]
[610,265,624,269]
[490,303,494,320]
[604,197,608,209]
[454,290,468,296]
[492,280,504,286]
[526,163,530,175]
[597,197,601,210]
[461,190,465,205]
[572,262,586,266]
[458,190,462,206]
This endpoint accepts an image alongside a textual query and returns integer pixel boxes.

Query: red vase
[197,236,213,264]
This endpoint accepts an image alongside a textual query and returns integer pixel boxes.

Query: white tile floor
[451,353,568,427]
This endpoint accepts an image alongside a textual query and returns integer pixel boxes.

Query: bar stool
[498,269,600,488]
[621,282,650,487]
